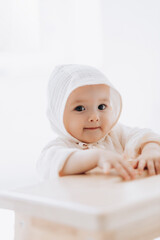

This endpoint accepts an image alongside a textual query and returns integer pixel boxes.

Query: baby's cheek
[103,118,112,129]
[70,118,83,133]
[70,121,79,132]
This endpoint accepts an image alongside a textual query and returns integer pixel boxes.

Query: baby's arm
[115,123,160,175]
[37,138,135,180]
[115,123,160,159]
[59,149,98,176]
[60,149,136,181]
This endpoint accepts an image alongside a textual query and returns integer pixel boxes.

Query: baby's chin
[78,135,104,144]
[70,130,107,144]
[82,131,107,143]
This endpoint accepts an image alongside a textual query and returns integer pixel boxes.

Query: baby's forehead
[81,84,109,90]
[67,84,110,104]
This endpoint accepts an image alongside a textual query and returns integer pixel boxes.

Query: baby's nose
[88,113,100,122]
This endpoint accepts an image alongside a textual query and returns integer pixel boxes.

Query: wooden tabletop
[0,168,160,237]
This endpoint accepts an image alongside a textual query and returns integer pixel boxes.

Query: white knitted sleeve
[36,139,78,180]
[117,123,160,159]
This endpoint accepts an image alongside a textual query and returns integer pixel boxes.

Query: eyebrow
[72,98,110,105]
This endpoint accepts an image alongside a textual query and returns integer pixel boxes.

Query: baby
[37,64,160,181]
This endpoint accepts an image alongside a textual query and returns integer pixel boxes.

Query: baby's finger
[113,162,131,181]
[155,160,160,174]
[130,160,139,169]
[103,162,111,174]
[147,159,156,176]
[138,158,146,173]
[120,160,136,179]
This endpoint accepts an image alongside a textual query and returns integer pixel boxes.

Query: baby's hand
[97,149,136,181]
[131,144,160,176]
[132,145,160,176]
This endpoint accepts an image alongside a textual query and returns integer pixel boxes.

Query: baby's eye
[98,104,107,110]
[74,105,85,111]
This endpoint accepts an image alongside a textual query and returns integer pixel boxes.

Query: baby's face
[63,84,113,143]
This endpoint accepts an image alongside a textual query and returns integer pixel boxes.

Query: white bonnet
[47,64,122,143]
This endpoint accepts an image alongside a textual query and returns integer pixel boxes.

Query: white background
[0,0,160,239]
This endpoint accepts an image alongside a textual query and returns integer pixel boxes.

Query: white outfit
[37,65,160,180]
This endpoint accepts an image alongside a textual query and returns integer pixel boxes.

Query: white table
[0,168,160,240]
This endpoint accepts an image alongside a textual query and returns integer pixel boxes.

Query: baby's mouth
[84,127,100,130]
